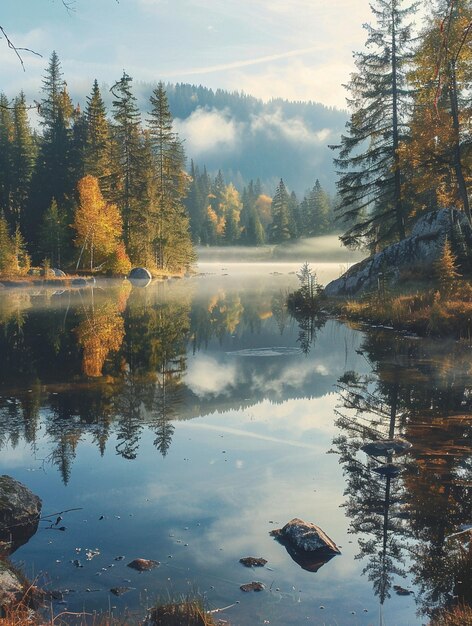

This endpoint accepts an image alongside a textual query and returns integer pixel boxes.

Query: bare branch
[0,24,42,71]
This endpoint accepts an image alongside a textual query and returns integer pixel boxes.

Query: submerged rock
[127,558,159,571]
[393,585,413,596]
[324,208,472,296]
[239,556,267,568]
[0,476,42,556]
[270,518,340,572]
[240,581,265,592]
[361,438,412,457]
[110,586,132,596]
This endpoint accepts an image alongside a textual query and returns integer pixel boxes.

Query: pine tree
[11,92,35,230]
[0,94,13,224]
[84,80,111,185]
[269,179,291,243]
[0,214,16,273]
[332,0,417,250]
[147,82,194,270]
[26,52,74,251]
[39,199,68,268]
[311,180,331,235]
[109,71,144,247]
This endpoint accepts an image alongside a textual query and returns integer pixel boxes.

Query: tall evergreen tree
[26,51,74,250]
[0,94,13,224]
[11,92,35,230]
[332,0,417,250]
[147,82,194,270]
[310,179,331,235]
[84,80,111,185]
[39,198,69,267]
[269,179,291,243]
[109,71,144,247]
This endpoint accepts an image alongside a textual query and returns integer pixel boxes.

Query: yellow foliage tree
[402,6,472,218]
[73,175,128,271]
[75,300,126,377]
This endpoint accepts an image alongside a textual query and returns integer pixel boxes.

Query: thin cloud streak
[159,46,320,77]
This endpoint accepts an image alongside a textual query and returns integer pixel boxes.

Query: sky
[1,0,378,109]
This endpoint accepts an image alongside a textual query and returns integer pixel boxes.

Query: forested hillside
[0,55,343,274]
[117,82,347,194]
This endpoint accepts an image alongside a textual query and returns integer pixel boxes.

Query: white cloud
[174,108,239,155]
[251,108,333,145]
[186,354,238,397]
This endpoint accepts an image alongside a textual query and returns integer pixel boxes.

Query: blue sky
[1,0,376,108]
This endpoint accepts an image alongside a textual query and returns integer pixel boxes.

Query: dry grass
[0,598,219,626]
[146,600,217,626]
[339,280,472,338]
[429,604,472,625]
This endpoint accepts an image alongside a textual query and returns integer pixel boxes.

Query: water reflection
[0,279,324,480]
[333,329,472,620]
[1,277,471,623]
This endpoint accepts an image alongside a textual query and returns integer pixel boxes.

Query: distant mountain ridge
[129,82,348,195]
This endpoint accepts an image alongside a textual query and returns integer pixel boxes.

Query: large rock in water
[128,267,152,281]
[270,518,341,572]
[0,476,42,556]
[324,208,472,296]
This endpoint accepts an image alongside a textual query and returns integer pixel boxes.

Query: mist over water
[196,235,365,263]
[196,235,364,286]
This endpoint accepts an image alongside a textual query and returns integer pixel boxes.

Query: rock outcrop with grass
[324,209,472,296]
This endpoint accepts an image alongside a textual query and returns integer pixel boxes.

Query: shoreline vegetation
[287,240,472,341]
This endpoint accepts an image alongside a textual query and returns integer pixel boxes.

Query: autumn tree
[403,0,472,219]
[73,175,128,271]
[435,237,460,296]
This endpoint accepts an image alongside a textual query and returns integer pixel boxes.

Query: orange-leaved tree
[73,175,129,272]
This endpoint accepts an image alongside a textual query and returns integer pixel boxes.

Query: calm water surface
[0,262,470,625]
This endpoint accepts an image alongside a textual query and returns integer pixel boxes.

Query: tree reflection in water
[333,330,472,620]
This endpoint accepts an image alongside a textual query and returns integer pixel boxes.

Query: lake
[0,261,470,625]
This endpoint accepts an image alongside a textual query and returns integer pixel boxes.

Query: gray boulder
[128,267,152,281]
[271,518,341,554]
[271,518,341,571]
[0,476,42,556]
[324,208,472,296]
